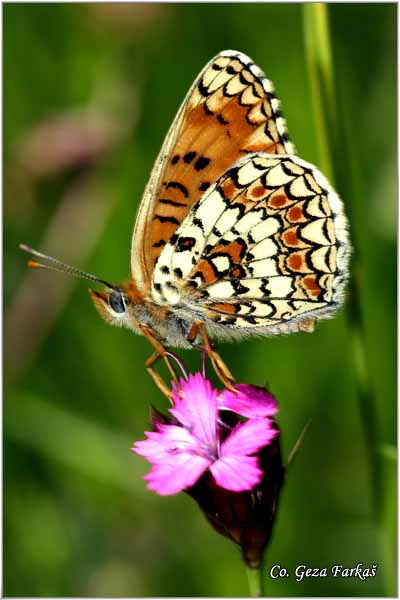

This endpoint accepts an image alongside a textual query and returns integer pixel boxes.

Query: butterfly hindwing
[131,50,295,292]
[152,153,349,333]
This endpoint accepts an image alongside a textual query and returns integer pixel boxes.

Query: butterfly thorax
[126,286,202,349]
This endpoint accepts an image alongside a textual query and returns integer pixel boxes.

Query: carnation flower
[132,373,278,496]
[187,433,283,568]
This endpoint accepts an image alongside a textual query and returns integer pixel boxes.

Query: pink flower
[132,374,278,496]
[219,383,278,419]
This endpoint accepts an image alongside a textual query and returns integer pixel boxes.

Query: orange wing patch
[142,51,294,277]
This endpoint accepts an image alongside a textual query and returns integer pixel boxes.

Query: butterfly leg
[187,321,236,390]
[138,323,178,384]
[145,351,173,400]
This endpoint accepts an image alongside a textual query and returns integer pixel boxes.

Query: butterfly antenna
[19,243,116,290]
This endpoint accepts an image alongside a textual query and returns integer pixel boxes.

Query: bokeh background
[4,3,396,597]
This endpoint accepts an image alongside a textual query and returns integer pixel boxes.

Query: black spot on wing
[229,264,246,279]
[232,280,250,295]
[153,239,166,248]
[159,198,187,207]
[322,217,334,244]
[280,131,290,143]
[241,314,257,325]
[183,151,197,164]
[263,122,277,144]
[239,70,252,85]
[194,156,211,171]
[217,113,229,125]
[221,166,240,187]
[198,80,210,97]
[211,225,222,238]
[165,181,189,197]
[203,102,214,116]
[153,215,180,225]
[176,237,196,252]
[226,65,237,75]
[192,216,204,231]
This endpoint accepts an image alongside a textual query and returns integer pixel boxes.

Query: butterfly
[21,50,350,392]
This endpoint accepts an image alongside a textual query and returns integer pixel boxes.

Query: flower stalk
[246,564,264,598]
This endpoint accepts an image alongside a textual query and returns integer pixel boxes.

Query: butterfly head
[88,287,130,327]
[19,243,139,330]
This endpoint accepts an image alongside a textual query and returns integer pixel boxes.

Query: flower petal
[210,455,263,491]
[220,418,278,458]
[219,384,278,418]
[144,453,211,495]
[132,425,200,463]
[171,373,218,447]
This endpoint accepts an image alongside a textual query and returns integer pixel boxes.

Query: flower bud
[186,432,284,568]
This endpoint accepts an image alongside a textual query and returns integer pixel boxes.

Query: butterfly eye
[109,291,126,314]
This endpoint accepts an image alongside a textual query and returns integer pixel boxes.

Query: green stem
[302,3,336,182]
[302,2,381,518]
[246,565,264,597]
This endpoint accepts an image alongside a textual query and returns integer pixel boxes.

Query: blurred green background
[4,3,396,597]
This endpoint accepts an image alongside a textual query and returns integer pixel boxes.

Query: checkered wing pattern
[152,153,349,332]
[131,50,294,292]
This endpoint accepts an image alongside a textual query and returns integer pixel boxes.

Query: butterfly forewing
[152,153,349,333]
[131,51,294,291]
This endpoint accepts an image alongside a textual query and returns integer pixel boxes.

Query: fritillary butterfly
[21,50,350,385]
